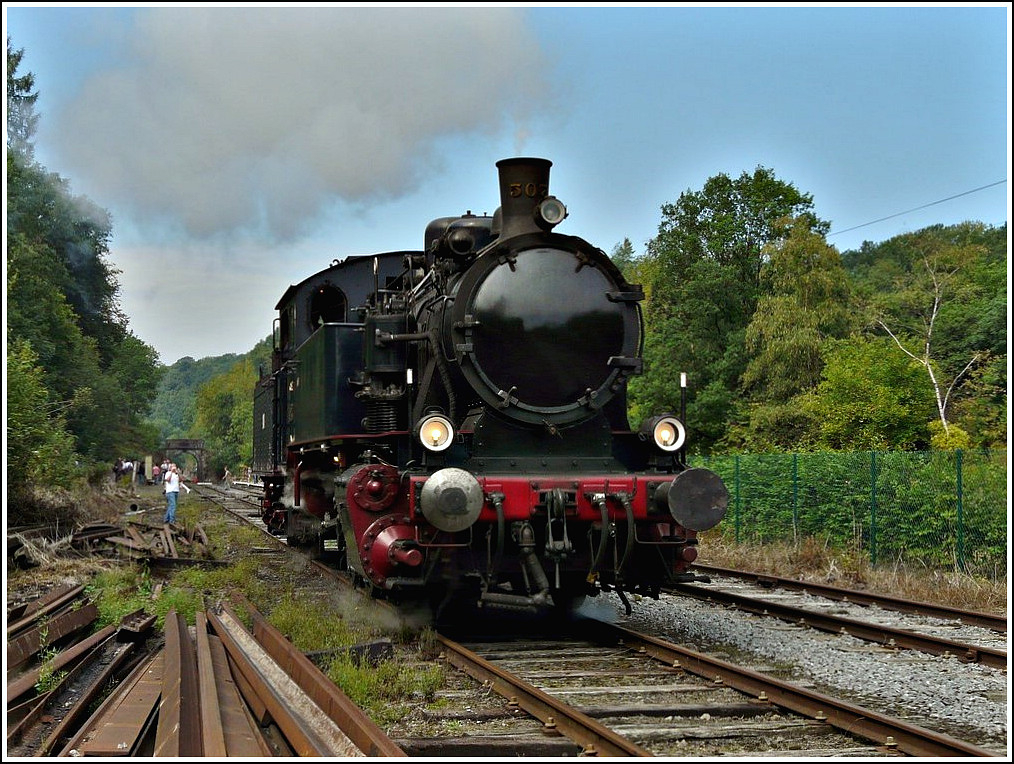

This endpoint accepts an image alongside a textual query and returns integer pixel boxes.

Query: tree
[609,238,638,279]
[6,42,162,473]
[629,167,829,451]
[801,336,935,451]
[743,218,853,401]
[7,36,39,160]
[6,339,77,500]
[848,223,1004,447]
[6,153,123,362]
[721,219,854,449]
[6,233,104,420]
[191,359,259,476]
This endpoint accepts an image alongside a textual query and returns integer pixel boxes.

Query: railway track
[691,563,1007,633]
[664,580,1007,670]
[195,482,1005,756]
[10,485,1003,757]
[406,612,1001,757]
[426,631,883,757]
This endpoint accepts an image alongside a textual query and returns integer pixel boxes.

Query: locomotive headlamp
[535,196,567,230]
[645,415,686,452]
[418,414,454,452]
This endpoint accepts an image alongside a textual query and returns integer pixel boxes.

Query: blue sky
[4,4,1010,365]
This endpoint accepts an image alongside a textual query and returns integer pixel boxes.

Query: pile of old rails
[38,597,406,757]
[6,585,156,756]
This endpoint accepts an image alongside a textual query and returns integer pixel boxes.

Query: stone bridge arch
[164,439,206,481]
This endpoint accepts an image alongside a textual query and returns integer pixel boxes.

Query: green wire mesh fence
[693,449,1007,579]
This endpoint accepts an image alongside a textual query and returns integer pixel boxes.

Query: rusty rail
[206,604,366,756]
[234,595,407,757]
[670,582,1007,670]
[588,620,1000,758]
[437,632,653,757]
[691,563,1007,633]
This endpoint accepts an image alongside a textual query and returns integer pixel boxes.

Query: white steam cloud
[53,7,551,241]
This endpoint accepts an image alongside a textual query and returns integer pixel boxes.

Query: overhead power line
[827,179,1007,238]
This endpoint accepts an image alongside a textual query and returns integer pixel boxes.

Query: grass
[326,651,445,727]
[35,646,67,694]
[697,534,1008,615]
[86,567,156,628]
[77,491,447,722]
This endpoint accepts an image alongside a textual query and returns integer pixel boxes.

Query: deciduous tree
[630,167,829,451]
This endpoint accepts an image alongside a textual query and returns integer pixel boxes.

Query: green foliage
[6,154,121,356]
[150,354,242,439]
[928,419,971,450]
[5,339,77,499]
[609,237,638,279]
[268,599,372,652]
[6,232,103,407]
[171,555,265,603]
[743,219,854,401]
[6,47,162,483]
[86,568,153,629]
[35,646,67,695]
[631,167,829,451]
[143,335,272,474]
[191,357,259,476]
[7,36,39,159]
[326,653,444,726]
[949,353,1007,449]
[150,586,205,629]
[800,336,935,451]
[697,449,1006,576]
[150,335,271,455]
[843,222,1006,447]
[730,400,816,453]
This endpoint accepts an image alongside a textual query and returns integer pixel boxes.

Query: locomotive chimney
[495,157,552,239]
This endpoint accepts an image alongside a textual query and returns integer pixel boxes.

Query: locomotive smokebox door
[451,243,642,428]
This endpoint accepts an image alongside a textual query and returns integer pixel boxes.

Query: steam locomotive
[252,157,728,617]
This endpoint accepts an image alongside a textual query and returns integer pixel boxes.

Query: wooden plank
[124,525,151,549]
[105,536,149,551]
[161,526,178,558]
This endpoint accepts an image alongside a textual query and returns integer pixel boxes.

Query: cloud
[52,7,551,242]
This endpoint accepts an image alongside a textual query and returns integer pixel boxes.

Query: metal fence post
[869,451,878,566]
[734,455,741,544]
[792,452,799,542]
[956,449,965,572]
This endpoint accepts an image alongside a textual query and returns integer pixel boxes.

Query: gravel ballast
[595,584,1008,753]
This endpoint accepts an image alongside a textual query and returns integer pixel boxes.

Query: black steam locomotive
[252,157,728,617]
